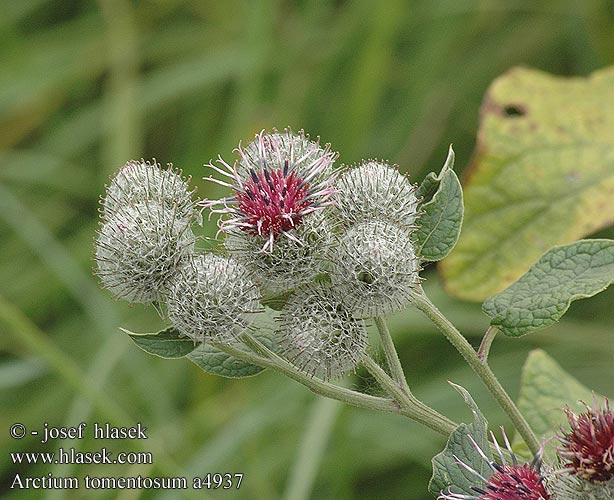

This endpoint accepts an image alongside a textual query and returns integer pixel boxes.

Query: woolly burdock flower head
[166,254,260,343]
[201,128,337,252]
[558,399,614,483]
[224,209,333,293]
[95,202,196,303]
[333,160,419,230]
[279,283,367,381]
[440,429,550,500]
[329,221,420,318]
[544,466,614,500]
[103,159,199,223]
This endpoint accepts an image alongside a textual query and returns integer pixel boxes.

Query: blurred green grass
[1,1,613,499]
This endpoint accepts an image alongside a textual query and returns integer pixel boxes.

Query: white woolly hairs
[333,160,419,230]
[329,221,421,318]
[103,159,199,223]
[224,209,333,293]
[166,254,261,344]
[237,128,335,177]
[95,202,196,303]
[279,282,367,381]
[543,466,614,500]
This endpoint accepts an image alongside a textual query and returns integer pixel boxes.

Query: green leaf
[482,239,614,337]
[186,344,266,378]
[415,146,464,261]
[187,312,278,378]
[429,383,490,496]
[415,170,440,200]
[122,324,273,378]
[416,145,455,200]
[123,326,197,359]
[515,349,605,461]
[441,66,614,300]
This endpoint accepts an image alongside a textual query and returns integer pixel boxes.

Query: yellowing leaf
[441,66,614,301]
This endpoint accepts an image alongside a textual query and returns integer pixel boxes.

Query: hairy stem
[374,316,412,396]
[212,334,399,414]
[362,356,457,436]
[478,325,498,362]
[412,290,540,456]
[218,333,460,439]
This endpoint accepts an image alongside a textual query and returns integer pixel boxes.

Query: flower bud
[95,201,196,303]
[333,160,419,230]
[103,159,198,223]
[279,283,367,381]
[166,254,260,343]
[329,221,420,318]
[224,209,333,293]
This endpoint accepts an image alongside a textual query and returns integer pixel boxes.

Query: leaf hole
[502,104,527,117]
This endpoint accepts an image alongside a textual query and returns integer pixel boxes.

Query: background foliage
[1,1,613,499]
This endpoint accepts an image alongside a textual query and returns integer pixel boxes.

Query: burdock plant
[94,127,614,499]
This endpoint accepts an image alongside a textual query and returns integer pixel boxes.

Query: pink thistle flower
[201,128,337,252]
[440,429,549,500]
[558,399,614,483]
[471,463,549,500]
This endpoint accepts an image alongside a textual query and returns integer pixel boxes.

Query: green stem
[220,333,459,438]
[478,325,498,362]
[412,290,540,456]
[374,316,412,396]
[362,356,457,436]
[212,334,399,415]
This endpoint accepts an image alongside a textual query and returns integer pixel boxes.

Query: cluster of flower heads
[200,128,422,379]
[95,128,422,380]
[95,159,258,343]
[95,160,198,304]
[440,401,614,500]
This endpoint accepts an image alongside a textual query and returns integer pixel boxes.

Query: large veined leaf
[441,66,614,301]
[482,239,614,337]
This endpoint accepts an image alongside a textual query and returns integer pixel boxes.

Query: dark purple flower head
[201,128,337,252]
[472,463,549,500]
[440,429,549,500]
[558,399,614,483]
